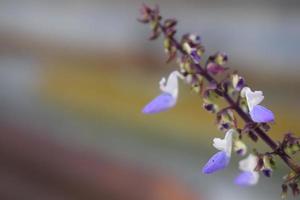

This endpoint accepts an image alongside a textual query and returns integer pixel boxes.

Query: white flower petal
[159,71,183,98]
[159,78,166,88]
[241,87,264,111]
[213,129,235,157]
[239,154,258,172]
[249,171,259,185]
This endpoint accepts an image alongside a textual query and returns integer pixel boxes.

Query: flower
[241,87,275,123]
[234,154,259,186]
[142,71,183,114]
[202,129,235,174]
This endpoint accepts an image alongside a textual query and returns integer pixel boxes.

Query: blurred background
[0,0,299,199]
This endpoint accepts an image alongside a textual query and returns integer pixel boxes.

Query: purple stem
[157,23,300,174]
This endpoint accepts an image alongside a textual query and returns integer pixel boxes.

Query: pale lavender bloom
[202,129,235,174]
[202,151,230,174]
[234,154,259,186]
[250,105,275,123]
[142,93,176,114]
[142,71,182,114]
[234,171,259,186]
[241,87,275,123]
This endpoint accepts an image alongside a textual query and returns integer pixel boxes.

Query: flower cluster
[138,4,300,198]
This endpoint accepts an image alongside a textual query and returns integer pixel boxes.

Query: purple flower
[202,151,230,174]
[241,87,275,123]
[142,71,183,114]
[202,129,235,174]
[234,154,259,186]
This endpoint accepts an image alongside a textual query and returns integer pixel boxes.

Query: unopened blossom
[207,63,227,75]
[142,71,183,114]
[187,33,201,43]
[232,74,245,91]
[241,87,275,123]
[233,139,247,156]
[182,43,201,63]
[261,155,273,177]
[234,154,260,186]
[202,129,235,174]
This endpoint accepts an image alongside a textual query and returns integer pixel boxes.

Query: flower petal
[159,71,182,98]
[202,151,230,174]
[241,87,264,111]
[239,154,258,172]
[213,129,235,156]
[142,92,176,114]
[234,171,259,186]
[250,105,275,123]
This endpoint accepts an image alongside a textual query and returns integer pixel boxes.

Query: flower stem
[157,22,300,174]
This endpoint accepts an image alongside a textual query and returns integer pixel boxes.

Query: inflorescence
[138,4,300,199]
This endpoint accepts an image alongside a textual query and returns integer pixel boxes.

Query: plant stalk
[158,22,300,174]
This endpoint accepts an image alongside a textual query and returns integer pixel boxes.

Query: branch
[138,4,300,197]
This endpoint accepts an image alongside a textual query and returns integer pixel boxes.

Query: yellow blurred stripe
[41,65,299,142]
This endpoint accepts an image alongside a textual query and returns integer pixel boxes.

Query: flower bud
[207,63,227,75]
[215,52,228,65]
[262,168,272,177]
[183,43,203,63]
[164,18,177,28]
[232,74,245,91]
[189,34,201,43]
[203,103,218,113]
[234,140,247,156]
